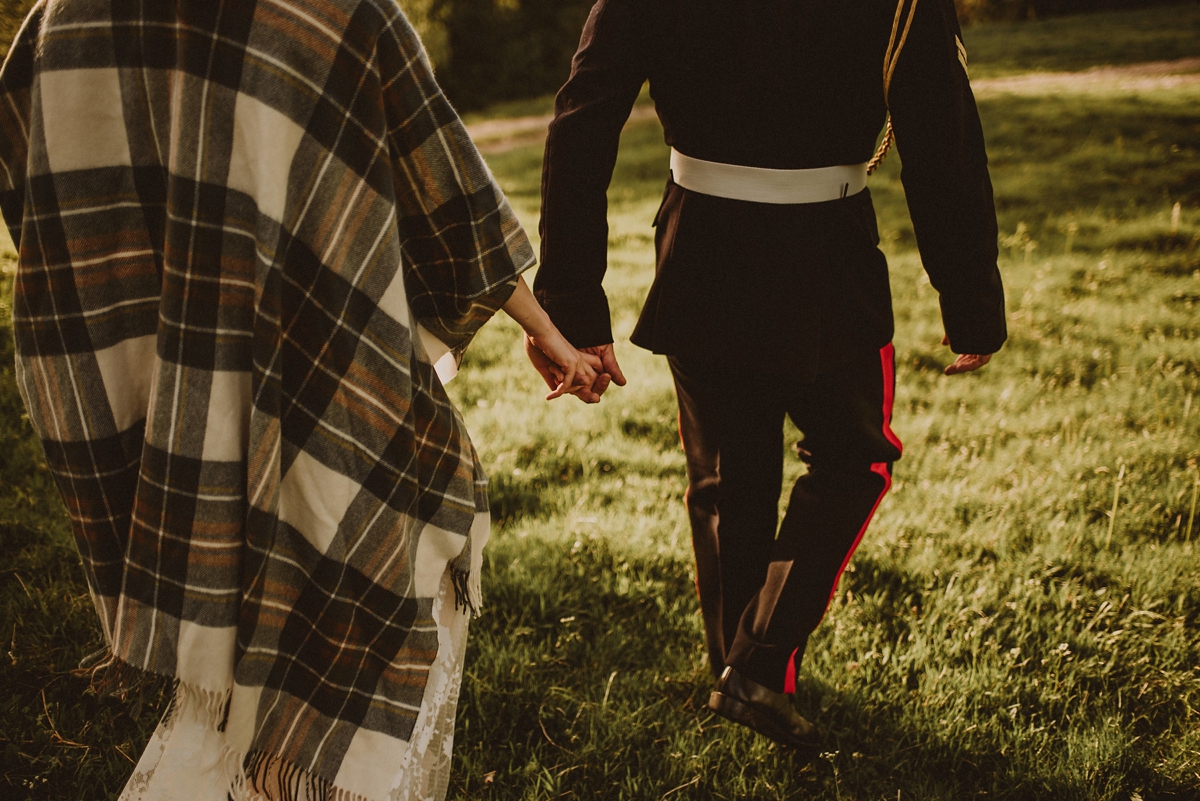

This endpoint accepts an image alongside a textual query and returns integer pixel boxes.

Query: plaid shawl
[0,1,533,798]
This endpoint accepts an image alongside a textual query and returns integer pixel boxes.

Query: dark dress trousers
[536,0,1006,693]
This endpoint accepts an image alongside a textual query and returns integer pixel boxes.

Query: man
[533,0,1005,746]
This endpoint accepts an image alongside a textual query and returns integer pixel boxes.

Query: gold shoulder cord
[867,0,920,176]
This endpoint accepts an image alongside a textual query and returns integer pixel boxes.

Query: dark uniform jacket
[535,0,1006,376]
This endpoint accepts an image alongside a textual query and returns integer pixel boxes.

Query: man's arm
[536,0,652,351]
[888,0,1007,361]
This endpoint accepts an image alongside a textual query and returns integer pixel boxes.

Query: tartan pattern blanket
[0,1,533,798]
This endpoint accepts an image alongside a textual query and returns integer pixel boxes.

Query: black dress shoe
[708,666,816,748]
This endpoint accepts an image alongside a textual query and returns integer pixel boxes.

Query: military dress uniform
[535,0,1006,737]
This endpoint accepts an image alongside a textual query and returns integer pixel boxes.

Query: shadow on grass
[796,675,1195,800]
[618,412,679,452]
[0,522,167,801]
[453,534,1199,800]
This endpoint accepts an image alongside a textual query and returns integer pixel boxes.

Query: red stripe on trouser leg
[784,647,799,694]
[784,345,902,692]
[824,463,892,605]
[823,343,901,604]
[678,408,703,602]
[785,466,893,691]
[879,342,903,455]
[822,343,901,607]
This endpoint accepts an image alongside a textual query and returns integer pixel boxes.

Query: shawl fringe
[450,509,490,617]
[449,566,476,617]
[238,751,376,801]
[84,652,384,801]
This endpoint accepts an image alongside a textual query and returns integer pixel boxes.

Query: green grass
[457,2,1200,125]
[962,2,1200,78]
[4,4,1200,800]
[446,83,1200,799]
[0,0,37,59]
[0,240,167,794]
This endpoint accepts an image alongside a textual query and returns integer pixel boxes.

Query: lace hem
[118,572,470,801]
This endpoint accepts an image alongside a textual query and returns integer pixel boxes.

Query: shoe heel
[708,691,806,748]
[708,691,749,720]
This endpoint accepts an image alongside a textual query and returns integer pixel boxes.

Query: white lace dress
[119,570,471,801]
[120,338,473,801]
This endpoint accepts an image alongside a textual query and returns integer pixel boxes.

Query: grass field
[4,5,1200,800]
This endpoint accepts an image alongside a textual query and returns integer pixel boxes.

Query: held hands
[524,330,607,402]
[501,277,619,402]
[942,335,992,376]
[523,338,627,403]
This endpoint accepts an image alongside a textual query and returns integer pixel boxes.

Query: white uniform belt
[669,148,868,205]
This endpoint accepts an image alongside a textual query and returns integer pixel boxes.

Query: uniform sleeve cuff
[940,292,1007,355]
[534,289,614,349]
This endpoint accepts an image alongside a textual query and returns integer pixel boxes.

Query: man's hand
[580,344,627,393]
[942,335,992,376]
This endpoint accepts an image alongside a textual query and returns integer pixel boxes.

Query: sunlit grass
[963,4,1200,78]
[3,5,1200,800]
[442,92,1200,797]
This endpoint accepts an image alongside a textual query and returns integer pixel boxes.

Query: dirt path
[971,56,1200,96]
[468,104,658,155]
[465,57,1200,155]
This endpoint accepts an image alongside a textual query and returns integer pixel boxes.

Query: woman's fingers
[546,370,577,400]
[565,367,607,404]
[547,352,610,401]
[575,355,601,387]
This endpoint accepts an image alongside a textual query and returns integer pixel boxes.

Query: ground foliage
[3,5,1200,801]
[396,0,1197,111]
[0,0,33,56]
[955,0,1193,24]
[0,1,1193,106]
[409,0,593,112]
[446,78,1200,799]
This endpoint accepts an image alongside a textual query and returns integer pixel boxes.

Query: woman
[0,1,598,798]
